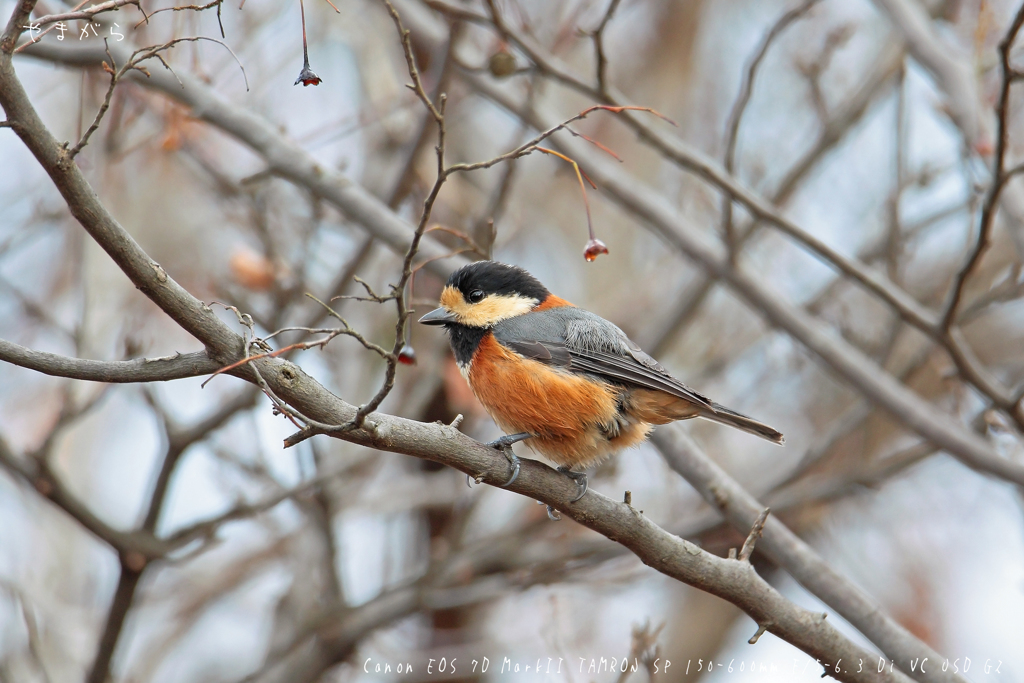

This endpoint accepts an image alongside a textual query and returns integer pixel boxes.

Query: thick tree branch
[1,0,36,54]
[86,567,142,683]
[0,339,220,383]
[0,345,949,683]
[651,427,962,683]
[235,354,909,683]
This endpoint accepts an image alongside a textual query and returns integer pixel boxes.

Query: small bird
[419,261,783,500]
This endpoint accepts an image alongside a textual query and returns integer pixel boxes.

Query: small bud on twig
[489,49,516,78]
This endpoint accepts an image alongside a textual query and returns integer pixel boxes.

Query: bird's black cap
[446,261,549,301]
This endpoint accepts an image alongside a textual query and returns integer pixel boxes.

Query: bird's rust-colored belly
[466,333,649,469]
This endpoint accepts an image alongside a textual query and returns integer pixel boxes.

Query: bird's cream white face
[439,285,538,327]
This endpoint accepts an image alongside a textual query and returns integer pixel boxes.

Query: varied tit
[419,261,783,500]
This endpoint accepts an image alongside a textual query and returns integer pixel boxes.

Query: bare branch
[86,568,143,683]
[941,6,1024,330]
[651,426,963,683]
[643,41,904,356]
[445,104,669,175]
[4,5,1019,678]
[130,35,249,92]
[31,0,140,28]
[69,40,118,159]
[737,507,769,562]
[19,10,1024,480]
[2,0,39,54]
[590,0,621,94]
[430,0,943,337]
[721,0,818,254]
[0,339,220,382]
[0,434,163,557]
[871,0,983,149]
[164,459,355,548]
[143,388,260,531]
[267,382,912,682]
[0,326,919,683]
[384,0,442,123]
[321,0,452,432]
[18,7,1024,478]
[134,0,226,39]
[18,38,469,278]
[0,44,244,360]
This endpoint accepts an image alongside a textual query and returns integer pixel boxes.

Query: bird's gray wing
[493,307,714,410]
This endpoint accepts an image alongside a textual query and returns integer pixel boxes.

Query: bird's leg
[485,432,532,487]
[557,467,588,502]
[487,432,533,449]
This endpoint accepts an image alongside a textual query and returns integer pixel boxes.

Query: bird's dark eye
[467,289,485,303]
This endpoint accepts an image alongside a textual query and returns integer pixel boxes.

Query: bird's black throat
[446,323,489,366]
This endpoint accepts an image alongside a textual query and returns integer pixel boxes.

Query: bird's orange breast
[466,332,645,468]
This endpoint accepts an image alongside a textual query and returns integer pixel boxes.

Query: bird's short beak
[418,307,457,326]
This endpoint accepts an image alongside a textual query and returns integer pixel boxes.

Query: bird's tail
[698,402,785,445]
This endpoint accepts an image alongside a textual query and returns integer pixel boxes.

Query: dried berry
[397,344,417,365]
[583,238,609,262]
[294,65,322,87]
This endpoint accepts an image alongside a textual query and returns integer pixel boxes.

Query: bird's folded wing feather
[494,308,714,410]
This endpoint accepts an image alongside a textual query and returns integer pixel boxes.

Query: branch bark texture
[652,427,962,683]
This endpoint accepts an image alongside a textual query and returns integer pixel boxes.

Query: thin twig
[535,145,600,253]
[941,5,1024,330]
[328,0,449,432]
[69,40,118,159]
[11,0,86,53]
[137,35,249,91]
[133,0,226,38]
[721,0,818,257]
[737,507,770,562]
[591,0,622,95]
[32,0,140,28]
[445,105,673,175]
